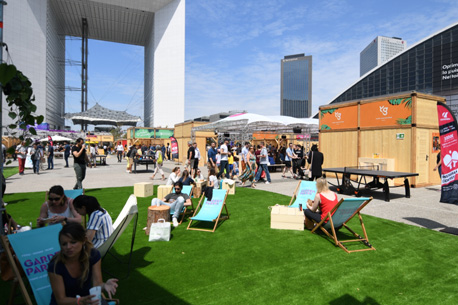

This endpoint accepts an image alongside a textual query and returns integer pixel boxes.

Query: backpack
[157,151,163,164]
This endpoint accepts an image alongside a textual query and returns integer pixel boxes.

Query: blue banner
[8,225,61,305]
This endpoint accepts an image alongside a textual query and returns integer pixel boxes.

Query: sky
[64,0,458,128]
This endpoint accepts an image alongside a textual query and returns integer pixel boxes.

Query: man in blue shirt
[64,142,71,168]
[207,142,217,175]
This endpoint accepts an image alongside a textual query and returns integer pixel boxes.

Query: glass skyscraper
[281,54,312,118]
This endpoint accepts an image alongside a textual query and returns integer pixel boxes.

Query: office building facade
[280,54,312,118]
[2,0,184,130]
[328,22,458,116]
[360,36,407,76]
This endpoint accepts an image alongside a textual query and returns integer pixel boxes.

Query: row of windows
[333,26,458,104]
[281,99,310,118]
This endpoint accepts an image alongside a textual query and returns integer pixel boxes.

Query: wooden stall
[319,92,444,187]
[174,121,214,166]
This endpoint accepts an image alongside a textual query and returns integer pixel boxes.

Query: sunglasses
[174,187,181,191]
[48,196,62,201]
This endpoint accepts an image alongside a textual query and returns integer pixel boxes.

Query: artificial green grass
[2,186,458,304]
[3,166,18,179]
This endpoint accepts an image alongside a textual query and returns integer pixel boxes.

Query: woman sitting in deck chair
[48,222,118,305]
[304,178,339,230]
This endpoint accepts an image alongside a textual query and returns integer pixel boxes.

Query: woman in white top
[90,144,97,168]
[37,185,82,227]
[195,169,205,181]
[207,168,219,189]
[166,167,181,186]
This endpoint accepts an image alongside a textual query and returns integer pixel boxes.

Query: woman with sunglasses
[37,185,82,227]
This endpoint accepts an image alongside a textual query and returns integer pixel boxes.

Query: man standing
[193,142,201,177]
[116,142,124,162]
[282,143,295,178]
[47,142,54,170]
[161,144,166,162]
[15,141,27,175]
[187,141,195,174]
[217,139,230,179]
[207,142,217,174]
[254,141,271,185]
[72,138,91,189]
[166,143,171,160]
[241,142,250,171]
[64,141,71,168]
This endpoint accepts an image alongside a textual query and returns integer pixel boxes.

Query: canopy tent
[191,112,319,143]
[64,103,141,127]
[37,135,73,142]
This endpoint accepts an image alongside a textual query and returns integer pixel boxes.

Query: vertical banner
[47,135,53,146]
[170,136,179,159]
[8,225,61,305]
[437,102,458,204]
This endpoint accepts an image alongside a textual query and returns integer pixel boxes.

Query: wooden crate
[270,205,304,231]
[134,182,154,198]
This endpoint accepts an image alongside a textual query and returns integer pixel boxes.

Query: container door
[415,129,430,185]
[430,131,441,185]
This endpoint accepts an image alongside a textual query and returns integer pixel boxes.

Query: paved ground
[5,155,458,234]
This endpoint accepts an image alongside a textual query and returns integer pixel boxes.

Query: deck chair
[171,185,195,224]
[98,194,138,278]
[288,180,317,208]
[187,189,229,232]
[63,188,84,199]
[0,225,61,305]
[311,197,375,253]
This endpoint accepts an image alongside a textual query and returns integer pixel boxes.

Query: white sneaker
[265,182,270,184]
[172,217,179,227]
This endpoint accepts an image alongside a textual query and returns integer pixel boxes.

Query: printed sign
[155,129,174,139]
[170,136,179,159]
[437,102,458,204]
[134,129,155,138]
[360,98,412,128]
[320,106,358,130]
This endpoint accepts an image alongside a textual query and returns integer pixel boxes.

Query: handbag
[148,219,171,242]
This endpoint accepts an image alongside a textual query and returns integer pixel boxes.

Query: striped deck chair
[187,189,229,232]
[288,181,317,208]
[171,185,194,224]
[311,197,375,253]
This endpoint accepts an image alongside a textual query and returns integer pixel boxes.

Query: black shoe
[64,166,69,168]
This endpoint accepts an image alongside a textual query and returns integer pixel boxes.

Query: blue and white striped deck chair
[288,181,316,208]
[64,188,84,199]
[187,189,229,232]
[171,185,194,223]
[311,197,374,253]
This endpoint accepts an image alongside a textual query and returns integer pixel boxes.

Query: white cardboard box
[270,205,305,231]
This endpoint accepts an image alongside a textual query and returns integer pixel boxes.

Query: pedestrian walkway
[4,155,458,233]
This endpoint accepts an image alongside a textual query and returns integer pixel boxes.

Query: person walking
[282,143,295,178]
[47,142,54,170]
[72,138,91,189]
[254,142,271,184]
[116,141,124,162]
[308,144,324,181]
[166,143,171,160]
[64,141,70,168]
[239,145,257,188]
[217,139,230,179]
[16,141,27,175]
[150,145,165,180]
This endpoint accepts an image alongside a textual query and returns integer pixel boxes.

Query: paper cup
[89,286,102,303]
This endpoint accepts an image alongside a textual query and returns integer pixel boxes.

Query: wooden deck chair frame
[171,185,195,224]
[311,197,375,253]
[98,195,138,279]
[1,235,34,305]
[187,190,229,233]
[288,180,316,208]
